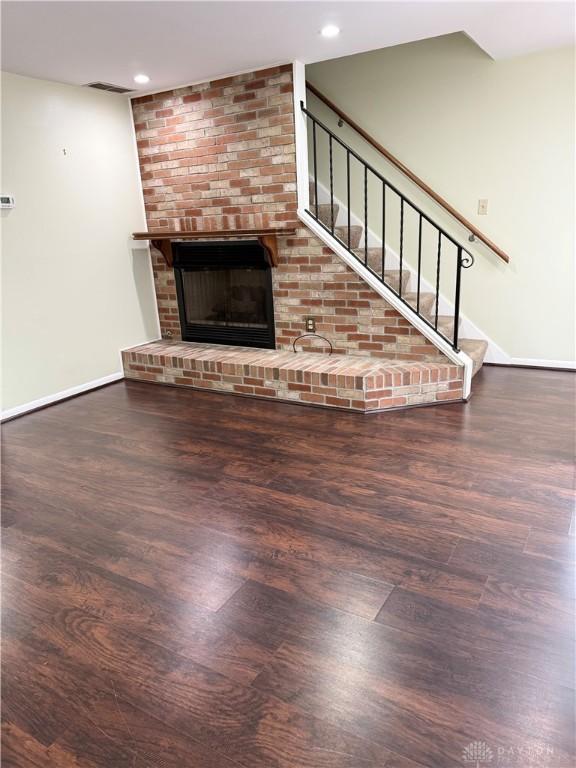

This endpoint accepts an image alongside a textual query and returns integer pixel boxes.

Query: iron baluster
[453,247,463,350]
[382,182,386,282]
[455,251,475,345]
[417,214,423,313]
[312,121,318,219]
[435,230,442,330]
[329,135,334,233]
[364,166,368,266]
[399,198,404,298]
[346,150,351,250]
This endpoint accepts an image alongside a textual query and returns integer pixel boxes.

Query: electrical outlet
[478,199,488,215]
[305,317,316,333]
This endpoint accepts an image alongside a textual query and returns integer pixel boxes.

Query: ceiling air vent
[84,82,132,94]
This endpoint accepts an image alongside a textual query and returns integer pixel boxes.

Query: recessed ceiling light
[134,74,150,84]
[321,24,340,38]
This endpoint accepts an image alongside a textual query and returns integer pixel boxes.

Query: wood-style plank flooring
[2,366,575,767]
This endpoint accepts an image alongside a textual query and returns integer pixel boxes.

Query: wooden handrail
[305,81,510,264]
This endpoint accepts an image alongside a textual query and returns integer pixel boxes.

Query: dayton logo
[462,741,494,767]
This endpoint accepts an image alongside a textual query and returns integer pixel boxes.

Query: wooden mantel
[132,228,296,267]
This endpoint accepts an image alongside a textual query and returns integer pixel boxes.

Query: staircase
[312,193,488,376]
[294,64,505,388]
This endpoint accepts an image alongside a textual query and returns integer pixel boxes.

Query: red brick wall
[149,249,180,339]
[133,66,447,364]
[132,65,297,232]
[273,227,445,361]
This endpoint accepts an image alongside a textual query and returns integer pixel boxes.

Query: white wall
[1,72,160,415]
[307,34,575,364]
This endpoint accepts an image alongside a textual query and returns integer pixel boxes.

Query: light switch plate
[478,199,488,215]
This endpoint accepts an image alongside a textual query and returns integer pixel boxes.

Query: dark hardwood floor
[2,366,574,768]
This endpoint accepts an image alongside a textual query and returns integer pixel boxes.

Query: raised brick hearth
[123,341,464,412]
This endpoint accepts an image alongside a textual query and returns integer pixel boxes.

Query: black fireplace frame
[172,240,276,349]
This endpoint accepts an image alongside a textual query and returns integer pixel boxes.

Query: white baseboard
[1,371,124,422]
[508,358,575,370]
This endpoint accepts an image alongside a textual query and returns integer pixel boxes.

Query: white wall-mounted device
[0,195,15,209]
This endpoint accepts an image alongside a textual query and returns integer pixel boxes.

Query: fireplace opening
[172,240,276,348]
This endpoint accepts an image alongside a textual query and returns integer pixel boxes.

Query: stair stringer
[297,208,474,400]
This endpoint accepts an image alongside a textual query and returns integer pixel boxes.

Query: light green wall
[1,72,159,413]
[307,34,575,362]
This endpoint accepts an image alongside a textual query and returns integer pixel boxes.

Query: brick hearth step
[123,341,465,413]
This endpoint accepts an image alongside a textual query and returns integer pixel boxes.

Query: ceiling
[2,1,574,95]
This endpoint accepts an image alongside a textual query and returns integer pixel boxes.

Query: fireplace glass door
[173,241,275,348]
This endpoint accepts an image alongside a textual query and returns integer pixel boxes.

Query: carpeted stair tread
[314,203,340,228]
[334,225,364,249]
[459,339,489,376]
[436,315,460,339]
[404,291,436,315]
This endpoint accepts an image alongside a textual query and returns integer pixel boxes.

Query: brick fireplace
[124,64,464,411]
